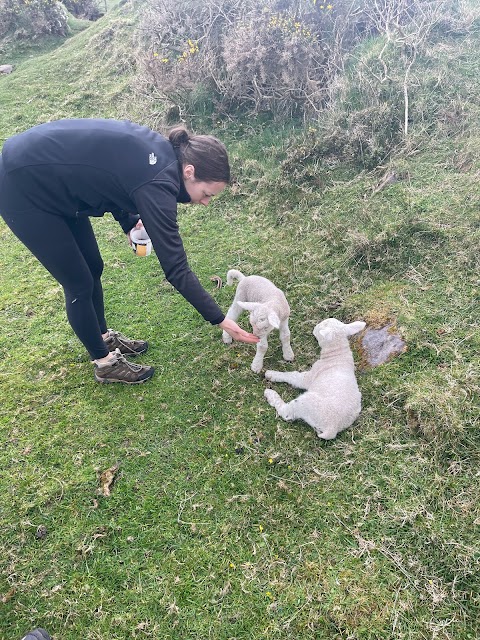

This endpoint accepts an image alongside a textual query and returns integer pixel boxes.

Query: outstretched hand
[219,318,259,344]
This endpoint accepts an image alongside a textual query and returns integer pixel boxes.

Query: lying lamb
[222,269,294,373]
[264,318,366,440]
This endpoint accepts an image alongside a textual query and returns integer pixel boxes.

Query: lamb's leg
[264,389,297,421]
[222,302,243,344]
[279,319,294,361]
[265,390,332,438]
[264,369,308,389]
[251,336,268,373]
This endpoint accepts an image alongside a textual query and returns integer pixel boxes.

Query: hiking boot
[94,349,154,384]
[104,329,148,356]
[21,630,51,640]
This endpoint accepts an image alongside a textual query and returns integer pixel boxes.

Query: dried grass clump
[404,367,476,445]
[347,219,446,276]
[281,100,402,180]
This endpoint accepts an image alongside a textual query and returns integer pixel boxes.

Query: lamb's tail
[226,269,245,285]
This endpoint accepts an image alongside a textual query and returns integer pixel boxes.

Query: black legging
[0,208,110,360]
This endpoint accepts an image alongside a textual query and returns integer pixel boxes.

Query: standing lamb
[264,318,366,440]
[222,269,294,373]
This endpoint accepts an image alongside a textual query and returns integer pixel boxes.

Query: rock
[360,323,407,367]
[0,65,13,75]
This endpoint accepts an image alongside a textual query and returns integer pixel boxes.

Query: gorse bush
[221,9,327,117]
[138,0,341,119]
[0,0,68,41]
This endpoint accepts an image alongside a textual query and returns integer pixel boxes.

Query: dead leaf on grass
[97,463,120,496]
[211,580,231,603]
[1,587,15,603]
[136,622,149,631]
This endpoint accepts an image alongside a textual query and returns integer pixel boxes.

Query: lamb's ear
[345,321,366,336]
[318,328,333,341]
[267,311,281,329]
[237,301,259,311]
[314,325,333,342]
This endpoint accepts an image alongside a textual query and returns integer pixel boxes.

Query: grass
[1,4,479,640]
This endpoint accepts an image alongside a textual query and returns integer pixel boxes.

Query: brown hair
[168,125,230,184]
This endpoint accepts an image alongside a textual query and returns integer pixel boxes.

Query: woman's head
[169,126,230,205]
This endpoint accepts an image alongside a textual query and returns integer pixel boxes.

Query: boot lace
[114,349,144,372]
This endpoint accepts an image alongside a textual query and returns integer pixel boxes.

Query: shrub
[62,0,103,20]
[137,0,343,120]
[220,9,327,118]
[0,0,69,41]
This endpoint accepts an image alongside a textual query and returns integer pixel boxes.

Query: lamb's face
[313,318,366,345]
[249,307,274,337]
[313,318,345,345]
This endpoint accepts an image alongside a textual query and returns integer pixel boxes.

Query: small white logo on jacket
[149,152,157,165]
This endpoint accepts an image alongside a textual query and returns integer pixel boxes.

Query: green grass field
[0,3,479,639]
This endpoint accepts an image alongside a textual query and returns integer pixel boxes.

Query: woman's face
[183,164,227,206]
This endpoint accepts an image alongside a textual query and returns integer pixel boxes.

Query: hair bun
[168,126,190,148]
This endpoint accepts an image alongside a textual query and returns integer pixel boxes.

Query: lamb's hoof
[264,370,274,380]
[251,363,263,374]
[316,429,336,441]
[264,389,278,406]
[222,332,233,344]
[283,350,294,362]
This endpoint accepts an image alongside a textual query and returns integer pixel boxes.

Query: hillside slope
[0,0,141,142]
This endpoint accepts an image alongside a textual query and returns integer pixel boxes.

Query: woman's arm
[132,181,258,344]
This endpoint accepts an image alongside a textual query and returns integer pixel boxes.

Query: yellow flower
[229,562,236,569]
[162,58,169,63]
[153,52,159,57]
[268,458,273,464]
[327,4,333,8]
[259,524,264,532]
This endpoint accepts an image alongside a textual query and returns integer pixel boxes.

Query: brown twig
[210,275,223,289]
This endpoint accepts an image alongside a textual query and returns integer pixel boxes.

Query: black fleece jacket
[1,118,225,324]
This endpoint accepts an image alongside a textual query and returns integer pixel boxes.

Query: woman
[0,118,258,383]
